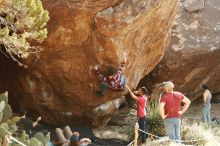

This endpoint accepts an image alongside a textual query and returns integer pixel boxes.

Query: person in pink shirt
[126,85,148,146]
[159,81,191,141]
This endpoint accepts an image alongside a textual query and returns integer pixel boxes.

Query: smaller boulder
[184,0,205,12]
[87,97,126,127]
[108,112,130,126]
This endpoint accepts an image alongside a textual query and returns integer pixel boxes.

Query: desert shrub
[146,83,166,138]
[0,0,49,65]
[181,123,207,145]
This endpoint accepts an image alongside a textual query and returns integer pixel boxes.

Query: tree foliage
[0,0,49,65]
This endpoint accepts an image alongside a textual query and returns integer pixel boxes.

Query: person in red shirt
[95,57,127,97]
[159,81,191,141]
[126,85,148,146]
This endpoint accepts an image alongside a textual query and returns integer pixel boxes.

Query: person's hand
[162,114,168,119]
[37,116,42,121]
[133,91,138,95]
[94,65,99,71]
[123,56,127,64]
[178,111,183,115]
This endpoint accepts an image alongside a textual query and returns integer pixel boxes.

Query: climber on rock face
[94,56,127,97]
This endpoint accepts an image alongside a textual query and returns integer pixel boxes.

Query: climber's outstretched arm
[126,85,138,100]
[116,56,127,74]
[95,68,104,81]
[33,116,41,127]
[94,65,107,81]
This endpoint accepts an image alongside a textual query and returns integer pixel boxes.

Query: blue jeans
[99,75,126,95]
[164,118,181,141]
[120,76,126,91]
[138,116,147,143]
[202,106,211,124]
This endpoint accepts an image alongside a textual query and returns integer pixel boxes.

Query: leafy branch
[0,0,49,66]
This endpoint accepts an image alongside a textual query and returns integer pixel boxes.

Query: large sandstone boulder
[0,0,179,126]
[139,0,220,101]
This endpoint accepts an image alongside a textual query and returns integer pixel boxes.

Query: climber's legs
[64,126,73,140]
[120,75,126,92]
[56,128,68,143]
[96,82,109,96]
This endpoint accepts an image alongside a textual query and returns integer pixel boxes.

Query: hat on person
[163,81,174,89]
[70,134,79,142]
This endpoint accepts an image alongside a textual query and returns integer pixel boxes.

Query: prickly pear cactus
[34,132,45,142]
[9,124,17,133]
[2,104,12,122]
[34,132,50,145]
[0,94,11,140]
[28,137,44,146]
[0,101,5,112]
[0,101,5,122]
[0,125,8,137]
[0,94,8,103]
[0,92,44,146]
[0,94,14,145]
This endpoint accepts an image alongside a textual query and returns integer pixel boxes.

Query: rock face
[184,0,205,12]
[88,97,126,127]
[139,0,220,101]
[0,0,179,126]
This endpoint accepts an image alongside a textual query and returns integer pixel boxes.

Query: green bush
[146,83,166,138]
[146,113,166,138]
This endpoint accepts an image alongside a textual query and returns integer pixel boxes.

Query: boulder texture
[0,0,179,126]
[184,0,205,12]
[139,0,220,101]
